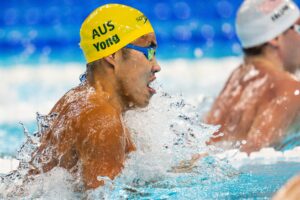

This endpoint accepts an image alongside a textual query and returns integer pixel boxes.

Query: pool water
[85,160,300,199]
[111,162,300,199]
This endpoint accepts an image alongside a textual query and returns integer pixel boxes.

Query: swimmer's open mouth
[147,77,156,94]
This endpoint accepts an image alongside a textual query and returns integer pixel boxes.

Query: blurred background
[1,0,246,64]
[1,0,300,155]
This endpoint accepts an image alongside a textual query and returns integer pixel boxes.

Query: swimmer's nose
[152,58,161,73]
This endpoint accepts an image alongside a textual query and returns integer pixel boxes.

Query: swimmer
[205,0,300,153]
[28,4,160,189]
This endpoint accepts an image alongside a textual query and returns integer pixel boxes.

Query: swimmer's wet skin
[28,4,161,190]
[273,173,300,200]
[205,0,300,153]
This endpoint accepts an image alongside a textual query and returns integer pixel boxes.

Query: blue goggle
[293,24,300,34]
[125,44,156,61]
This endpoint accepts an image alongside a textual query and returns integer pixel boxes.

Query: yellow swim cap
[80,4,154,63]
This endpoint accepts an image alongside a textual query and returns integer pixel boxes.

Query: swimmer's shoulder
[50,84,96,113]
[47,83,123,131]
[74,87,123,128]
[225,62,270,88]
[220,63,271,98]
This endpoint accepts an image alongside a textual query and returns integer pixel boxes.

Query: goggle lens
[125,44,156,61]
[147,48,155,61]
[293,24,300,34]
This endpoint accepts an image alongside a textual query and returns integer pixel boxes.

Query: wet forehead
[132,33,157,47]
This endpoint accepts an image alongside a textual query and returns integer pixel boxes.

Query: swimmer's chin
[127,97,152,109]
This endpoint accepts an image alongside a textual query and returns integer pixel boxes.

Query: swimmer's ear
[268,37,279,48]
[104,53,116,67]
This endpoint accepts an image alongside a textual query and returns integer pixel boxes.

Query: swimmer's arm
[76,109,126,189]
[273,174,300,200]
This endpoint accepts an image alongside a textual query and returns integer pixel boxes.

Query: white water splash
[0,85,230,199]
[84,87,237,199]
[120,87,218,183]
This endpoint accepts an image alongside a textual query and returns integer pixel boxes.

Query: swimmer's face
[278,18,300,73]
[114,33,161,108]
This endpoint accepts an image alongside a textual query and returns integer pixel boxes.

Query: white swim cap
[236,0,300,48]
